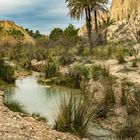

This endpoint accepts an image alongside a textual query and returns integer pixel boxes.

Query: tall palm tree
[66,0,109,48]
[66,0,95,48]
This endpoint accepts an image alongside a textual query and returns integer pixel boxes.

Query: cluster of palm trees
[66,0,112,48]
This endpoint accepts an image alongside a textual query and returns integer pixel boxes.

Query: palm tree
[66,0,95,48]
[98,16,116,44]
[66,0,109,48]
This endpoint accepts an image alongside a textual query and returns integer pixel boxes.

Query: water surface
[5,75,79,124]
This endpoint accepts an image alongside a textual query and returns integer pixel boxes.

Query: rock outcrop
[110,0,140,21]
[0,20,35,45]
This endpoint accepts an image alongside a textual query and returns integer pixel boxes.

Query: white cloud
[0,0,40,14]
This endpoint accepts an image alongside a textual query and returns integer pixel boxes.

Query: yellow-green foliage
[54,94,93,138]
[0,57,15,83]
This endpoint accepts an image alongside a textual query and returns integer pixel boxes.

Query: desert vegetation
[0,0,140,139]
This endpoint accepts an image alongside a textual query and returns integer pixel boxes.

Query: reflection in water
[5,76,79,125]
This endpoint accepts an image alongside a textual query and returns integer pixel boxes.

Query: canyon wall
[110,0,140,21]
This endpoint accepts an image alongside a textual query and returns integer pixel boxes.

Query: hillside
[0,20,35,45]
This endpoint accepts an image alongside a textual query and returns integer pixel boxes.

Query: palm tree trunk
[94,10,98,33]
[85,8,93,49]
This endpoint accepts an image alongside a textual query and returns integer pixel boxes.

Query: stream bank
[0,90,79,140]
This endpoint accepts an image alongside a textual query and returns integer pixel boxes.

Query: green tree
[49,28,63,41]
[64,24,79,37]
[66,0,109,48]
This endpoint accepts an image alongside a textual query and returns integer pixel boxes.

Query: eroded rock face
[110,0,140,21]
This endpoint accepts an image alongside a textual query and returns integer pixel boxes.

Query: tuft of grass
[103,76,116,107]
[68,64,89,88]
[59,53,75,66]
[91,65,110,81]
[54,94,94,138]
[120,81,130,106]
[0,57,15,83]
[4,100,27,114]
[92,73,116,119]
[32,112,48,122]
[44,62,59,78]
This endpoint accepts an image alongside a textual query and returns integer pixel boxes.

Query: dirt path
[0,91,79,140]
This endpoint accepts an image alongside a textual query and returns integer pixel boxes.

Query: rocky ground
[0,91,79,140]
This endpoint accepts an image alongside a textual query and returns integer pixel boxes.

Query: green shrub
[4,100,27,114]
[91,65,110,80]
[54,94,93,138]
[103,76,116,106]
[59,54,75,66]
[49,28,63,41]
[0,57,15,83]
[44,62,59,78]
[68,64,89,88]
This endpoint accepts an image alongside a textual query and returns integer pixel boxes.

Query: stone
[110,0,140,21]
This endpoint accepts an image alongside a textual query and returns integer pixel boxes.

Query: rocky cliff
[110,0,140,21]
[0,20,35,45]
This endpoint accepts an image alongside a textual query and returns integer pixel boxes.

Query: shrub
[103,76,116,106]
[59,53,75,66]
[54,94,93,138]
[0,57,15,83]
[120,81,130,106]
[68,64,89,88]
[49,28,63,41]
[44,62,59,78]
[4,100,27,114]
[91,65,110,80]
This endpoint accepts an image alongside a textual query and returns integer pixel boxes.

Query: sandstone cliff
[110,0,140,21]
[0,20,35,45]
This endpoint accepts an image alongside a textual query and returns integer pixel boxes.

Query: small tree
[49,28,63,41]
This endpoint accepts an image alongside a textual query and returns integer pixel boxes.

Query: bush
[68,64,89,88]
[44,62,59,78]
[0,57,15,83]
[4,100,27,114]
[91,65,110,80]
[59,53,75,66]
[49,28,63,41]
[54,94,93,138]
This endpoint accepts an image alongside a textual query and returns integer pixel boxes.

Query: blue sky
[0,0,112,35]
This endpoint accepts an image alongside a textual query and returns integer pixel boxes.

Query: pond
[4,74,80,125]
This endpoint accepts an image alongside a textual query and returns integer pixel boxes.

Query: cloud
[0,0,111,34]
